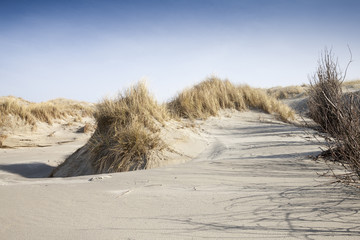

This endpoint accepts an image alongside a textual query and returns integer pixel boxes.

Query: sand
[1,111,359,239]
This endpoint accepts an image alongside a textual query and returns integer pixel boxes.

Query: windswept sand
[0,111,359,239]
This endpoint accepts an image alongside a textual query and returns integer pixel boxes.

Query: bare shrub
[308,49,344,136]
[308,48,360,181]
[329,92,360,180]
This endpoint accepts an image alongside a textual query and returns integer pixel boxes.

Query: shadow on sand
[0,162,54,178]
[156,184,360,239]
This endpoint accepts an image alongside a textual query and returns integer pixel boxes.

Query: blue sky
[1,0,360,103]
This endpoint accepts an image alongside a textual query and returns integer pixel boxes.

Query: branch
[342,45,353,82]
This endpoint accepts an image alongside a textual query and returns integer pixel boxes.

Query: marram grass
[81,77,295,174]
[168,77,295,121]
[0,96,94,128]
[88,81,169,173]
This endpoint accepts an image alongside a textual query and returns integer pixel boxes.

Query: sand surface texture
[1,111,359,239]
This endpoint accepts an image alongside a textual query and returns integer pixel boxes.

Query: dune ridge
[0,97,95,148]
[51,77,295,177]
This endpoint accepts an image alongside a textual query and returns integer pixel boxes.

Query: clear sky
[1,0,360,103]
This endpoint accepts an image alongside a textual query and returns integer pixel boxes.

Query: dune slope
[52,78,295,177]
[0,111,359,239]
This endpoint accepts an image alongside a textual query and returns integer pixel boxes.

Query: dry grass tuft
[53,77,296,176]
[83,122,94,133]
[88,81,169,173]
[267,85,307,99]
[0,134,7,147]
[168,77,247,119]
[168,77,295,122]
[240,85,295,122]
[342,79,360,93]
[0,96,95,129]
[342,79,360,87]
[76,123,95,133]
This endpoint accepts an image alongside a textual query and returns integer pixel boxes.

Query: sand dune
[1,111,359,239]
[0,96,95,148]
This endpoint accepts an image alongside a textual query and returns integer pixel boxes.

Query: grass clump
[86,78,293,174]
[168,78,247,119]
[342,79,360,87]
[0,96,94,129]
[0,134,7,147]
[267,85,307,99]
[88,81,169,173]
[168,77,295,122]
[240,85,295,122]
[53,77,295,176]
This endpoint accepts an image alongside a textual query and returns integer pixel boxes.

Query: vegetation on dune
[168,78,247,119]
[343,79,360,87]
[55,77,295,175]
[308,48,360,182]
[72,77,294,174]
[308,51,344,135]
[0,78,295,135]
[88,81,169,173]
[240,85,295,121]
[267,85,308,99]
[0,134,7,147]
[168,77,295,122]
[0,97,95,128]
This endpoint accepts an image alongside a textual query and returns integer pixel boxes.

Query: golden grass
[278,79,360,96]
[88,81,169,173]
[240,85,295,121]
[342,79,360,87]
[168,78,247,119]
[54,77,296,175]
[168,77,295,122]
[83,123,94,133]
[0,134,7,147]
[267,85,307,99]
[76,123,95,133]
[0,96,95,129]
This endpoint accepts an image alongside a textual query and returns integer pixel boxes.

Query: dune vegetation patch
[0,134,7,147]
[0,96,95,129]
[343,79,360,87]
[52,77,295,176]
[267,85,308,99]
[168,77,295,122]
[342,79,360,93]
[88,81,169,173]
[168,78,247,119]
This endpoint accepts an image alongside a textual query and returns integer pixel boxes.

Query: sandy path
[0,112,359,239]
